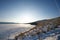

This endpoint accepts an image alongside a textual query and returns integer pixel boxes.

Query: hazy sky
[0,0,60,23]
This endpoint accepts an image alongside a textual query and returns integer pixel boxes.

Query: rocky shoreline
[14,17,60,40]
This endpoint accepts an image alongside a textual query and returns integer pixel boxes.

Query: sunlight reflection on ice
[7,24,36,39]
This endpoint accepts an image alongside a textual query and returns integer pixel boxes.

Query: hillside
[14,17,60,40]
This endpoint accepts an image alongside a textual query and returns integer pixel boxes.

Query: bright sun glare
[17,13,36,23]
[16,7,37,23]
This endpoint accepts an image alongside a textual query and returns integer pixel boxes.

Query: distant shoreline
[0,22,19,24]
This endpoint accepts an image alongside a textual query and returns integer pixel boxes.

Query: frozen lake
[0,24,35,40]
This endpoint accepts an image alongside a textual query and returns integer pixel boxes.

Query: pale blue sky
[0,0,60,23]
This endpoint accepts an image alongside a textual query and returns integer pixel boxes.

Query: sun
[19,16,33,23]
[17,13,36,23]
